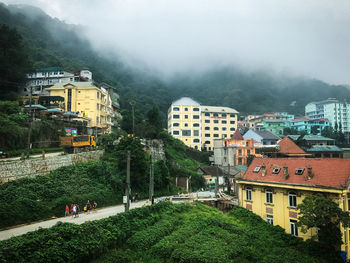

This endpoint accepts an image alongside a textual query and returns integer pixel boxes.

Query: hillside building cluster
[168,96,350,260]
[21,67,120,135]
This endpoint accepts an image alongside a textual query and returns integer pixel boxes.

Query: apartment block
[168,97,238,151]
[46,82,113,133]
[305,98,350,133]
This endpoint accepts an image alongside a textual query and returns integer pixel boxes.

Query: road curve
[0,200,148,241]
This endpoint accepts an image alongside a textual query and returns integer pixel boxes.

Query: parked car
[0,151,8,159]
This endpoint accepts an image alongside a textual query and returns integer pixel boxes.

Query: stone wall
[141,139,166,161]
[0,150,104,184]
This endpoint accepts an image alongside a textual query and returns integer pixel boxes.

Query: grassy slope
[0,202,338,263]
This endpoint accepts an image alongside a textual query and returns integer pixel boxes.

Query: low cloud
[3,0,350,84]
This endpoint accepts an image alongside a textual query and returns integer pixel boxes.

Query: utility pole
[129,100,135,135]
[124,150,131,212]
[215,165,219,197]
[149,151,153,203]
[26,86,33,158]
[227,164,231,195]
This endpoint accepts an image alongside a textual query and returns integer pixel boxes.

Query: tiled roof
[292,116,309,122]
[307,146,343,152]
[303,135,334,141]
[241,158,350,189]
[278,137,306,154]
[287,135,300,141]
[231,130,244,140]
[171,97,200,106]
[198,166,225,176]
[254,130,280,140]
[201,106,238,114]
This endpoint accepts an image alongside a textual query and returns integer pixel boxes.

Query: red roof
[242,158,350,189]
[231,130,244,140]
[278,137,306,154]
[292,116,309,122]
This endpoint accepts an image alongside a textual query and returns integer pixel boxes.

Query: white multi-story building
[305,99,350,133]
[22,67,92,96]
[168,97,238,151]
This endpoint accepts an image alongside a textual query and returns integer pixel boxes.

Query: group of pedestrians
[65,200,97,218]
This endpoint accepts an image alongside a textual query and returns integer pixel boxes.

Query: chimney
[283,165,289,179]
[261,163,266,177]
[307,165,314,180]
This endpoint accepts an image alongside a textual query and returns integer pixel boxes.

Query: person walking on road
[135,193,139,202]
[72,204,77,218]
[92,201,97,212]
[86,200,91,214]
[65,205,69,217]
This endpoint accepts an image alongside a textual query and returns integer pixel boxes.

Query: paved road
[0,152,64,162]
[0,200,148,241]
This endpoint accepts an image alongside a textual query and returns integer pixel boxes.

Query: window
[205,120,210,123]
[173,123,180,127]
[266,189,273,204]
[185,107,188,111]
[214,127,219,131]
[194,130,199,136]
[246,187,252,201]
[295,168,305,175]
[97,92,100,99]
[205,113,210,116]
[97,103,100,110]
[266,215,273,225]
[288,191,297,208]
[182,130,191,136]
[193,107,199,111]
[173,107,180,111]
[230,121,235,124]
[214,120,219,124]
[185,115,188,119]
[173,115,180,119]
[272,168,280,174]
[205,141,210,144]
[290,220,298,236]
[193,139,200,143]
[193,115,200,119]
[222,113,227,117]
[193,123,200,127]
[205,127,210,130]
[185,123,188,127]
[222,127,226,131]
[230,127,235,131]
[253,166,261,173]
[214,134,219,138]
[213,113,218,117]
[173,131,179,135]
[222,120,227,124]
[205,134,210,137]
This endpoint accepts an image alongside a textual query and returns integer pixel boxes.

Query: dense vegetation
[1,2,350,123]
[0,132,208,229]
[0,202,341,263]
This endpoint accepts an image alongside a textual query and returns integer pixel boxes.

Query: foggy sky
[3,0,350,84]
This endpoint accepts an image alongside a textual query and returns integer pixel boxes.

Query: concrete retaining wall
[0,150,104,183]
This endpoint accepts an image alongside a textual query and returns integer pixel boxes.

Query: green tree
[114,136,149,191]
[321,126,335,139]
[298,194,350,251]
[283,127,298,135]
[310,126,319,135]
[0,24,31,100]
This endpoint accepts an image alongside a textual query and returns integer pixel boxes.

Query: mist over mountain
[1,2,350,121]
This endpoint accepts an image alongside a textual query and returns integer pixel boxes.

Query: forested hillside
[1,2,350,124]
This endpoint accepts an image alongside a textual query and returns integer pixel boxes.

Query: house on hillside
[236,158,350,260]
[243,130,280,145]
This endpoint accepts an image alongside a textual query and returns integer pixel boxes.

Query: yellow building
[168,97,238,151]
[237,158,350,258]
[46,82,113,133]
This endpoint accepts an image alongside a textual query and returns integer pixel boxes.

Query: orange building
[224,130,261,166]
